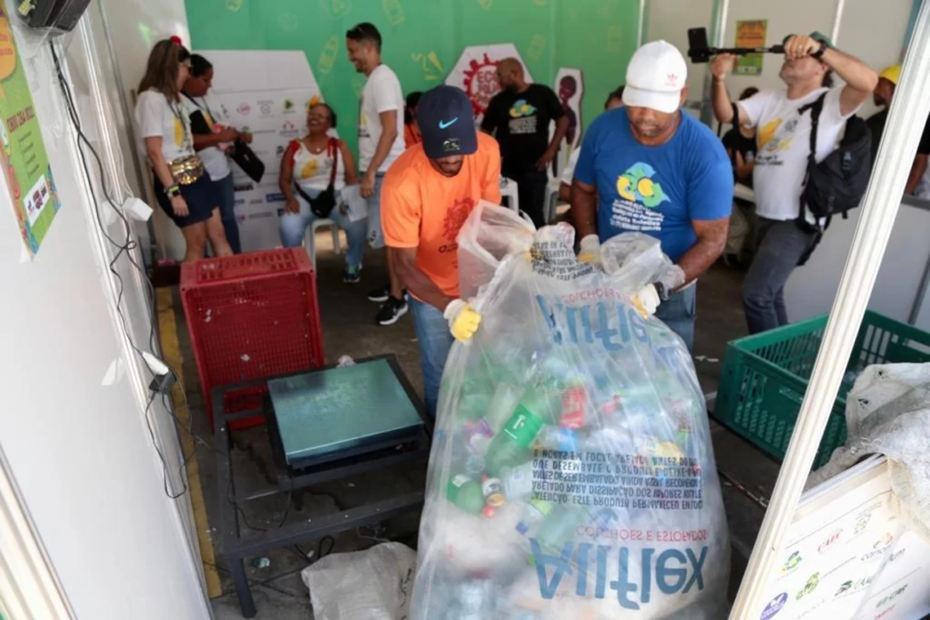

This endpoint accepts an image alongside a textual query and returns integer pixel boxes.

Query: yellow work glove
[577,234,601,265]
[630,284,661,319]
[444,299,482,342]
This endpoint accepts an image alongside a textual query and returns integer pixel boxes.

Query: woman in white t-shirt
[183,54,252,254]
[279,103,366,283]
[134,39,231,262]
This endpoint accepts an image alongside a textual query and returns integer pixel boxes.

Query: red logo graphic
[237,103,252,116]
[442,198,476,242]
[463,54,502,116]
[666,73,680,87]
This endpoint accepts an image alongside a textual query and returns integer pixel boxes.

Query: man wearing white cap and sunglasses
[572,40,732,352]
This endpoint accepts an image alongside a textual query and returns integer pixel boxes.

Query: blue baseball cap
[416,85,478,159]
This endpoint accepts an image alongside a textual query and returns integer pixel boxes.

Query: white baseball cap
[622,40,688,114]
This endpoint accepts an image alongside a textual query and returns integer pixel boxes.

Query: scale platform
[268,357,425,468]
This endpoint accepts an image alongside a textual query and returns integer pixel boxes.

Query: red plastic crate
[180,249,324,430]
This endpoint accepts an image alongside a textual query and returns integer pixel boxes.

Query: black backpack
[798,92,872,226]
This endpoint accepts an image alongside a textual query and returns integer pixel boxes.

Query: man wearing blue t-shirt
[572,41,733,352]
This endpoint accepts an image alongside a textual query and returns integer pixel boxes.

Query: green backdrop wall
[186,0,641,157]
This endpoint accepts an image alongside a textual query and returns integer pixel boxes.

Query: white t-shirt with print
[292,141,347,192]
[135,89,195,163]
[358,64,405,173]
[182,93,232,181]
[741,87,857,221]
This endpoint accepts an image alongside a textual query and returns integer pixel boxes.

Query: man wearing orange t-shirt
[382,85,502,417]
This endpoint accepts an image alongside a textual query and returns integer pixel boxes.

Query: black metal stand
[211,355,430,618]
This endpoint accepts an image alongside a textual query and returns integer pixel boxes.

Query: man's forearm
[822,47,878,93]
[366,128,398,174]
[390,248,454,311]
[548,117,569,152]
[571,182,598,238]
[712,79,735,123]
[676,237,726,285]
[906,154,928,195]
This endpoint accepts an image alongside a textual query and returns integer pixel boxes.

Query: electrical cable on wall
[50,39,298,530]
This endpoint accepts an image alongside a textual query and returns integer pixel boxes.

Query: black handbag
[184,94,265,183]
[295,138,339,218]
[229,140,265,183]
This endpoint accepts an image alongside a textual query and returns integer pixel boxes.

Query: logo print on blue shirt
[509,99,537,118]
[616,163,670,209]
[439,117,458,129]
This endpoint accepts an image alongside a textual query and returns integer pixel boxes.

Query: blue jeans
[655,285,696,353]
[364,172,386,249]
[214,173,241,254]
[409,297,454,419]
[278,189,367,269]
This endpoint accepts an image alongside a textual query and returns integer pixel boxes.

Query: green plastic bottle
[484,392,550,477]
[446,474,486,514]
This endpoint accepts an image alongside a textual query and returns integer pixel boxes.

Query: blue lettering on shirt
[574,108,733,262]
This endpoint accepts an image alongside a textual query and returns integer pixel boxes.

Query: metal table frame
[211,354,431,617]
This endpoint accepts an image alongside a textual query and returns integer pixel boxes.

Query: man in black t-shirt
[867,64,930,195]
[481,58,568,227]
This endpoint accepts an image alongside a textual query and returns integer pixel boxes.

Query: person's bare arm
[192,127,238,150]
[734,151,754,181]
[906,154,928,196]
[538,116,569,170]
[391,247,454,311]
[559,182,572,203]
[784,35,878,116]
[360,109,399,197]
[571,178,598,238]
[710,54,749,125]
[676,218,729,285]
[341,142,359,185]
[145,136,188,217]
[279,147,299,213]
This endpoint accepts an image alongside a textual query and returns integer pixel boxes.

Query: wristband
[165,184,181,199]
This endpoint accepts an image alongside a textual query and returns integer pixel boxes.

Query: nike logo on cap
[439,117,458,129]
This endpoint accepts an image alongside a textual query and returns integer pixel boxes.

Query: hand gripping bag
[411,203,730,619]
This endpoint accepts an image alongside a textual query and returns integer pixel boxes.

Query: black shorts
[153,173,218,228]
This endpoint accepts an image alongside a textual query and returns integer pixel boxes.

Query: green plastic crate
[714,310,930,469]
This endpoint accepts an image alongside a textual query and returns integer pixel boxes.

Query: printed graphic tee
[136,89,195,163]
[381,132,502,298]
[740,87,858,221]
[183,92,232,181]
[284,139,347,192]
[358,64,405,173]
[481,83,564,177]
[574,107,732,262]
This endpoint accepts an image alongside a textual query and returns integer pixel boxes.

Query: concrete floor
[169,230,782,619]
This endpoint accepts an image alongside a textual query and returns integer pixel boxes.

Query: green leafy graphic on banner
[412,51,444,81]
[383,0,405,25]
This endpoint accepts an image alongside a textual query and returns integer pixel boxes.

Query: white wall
[785,202,930,328]
[0,8,208,620]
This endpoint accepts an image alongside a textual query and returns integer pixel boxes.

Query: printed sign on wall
[735,19,768,76]
[445,44,533,123]
[198,50,325,252]
[0,7,61,258]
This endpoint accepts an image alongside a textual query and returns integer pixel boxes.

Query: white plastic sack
[808,363,930,541]
[411,203,730,619]
[301,542,416,620]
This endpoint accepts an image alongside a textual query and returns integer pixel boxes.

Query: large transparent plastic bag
[412,203,729,619]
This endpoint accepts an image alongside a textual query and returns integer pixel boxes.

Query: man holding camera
[711,33,878,335]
